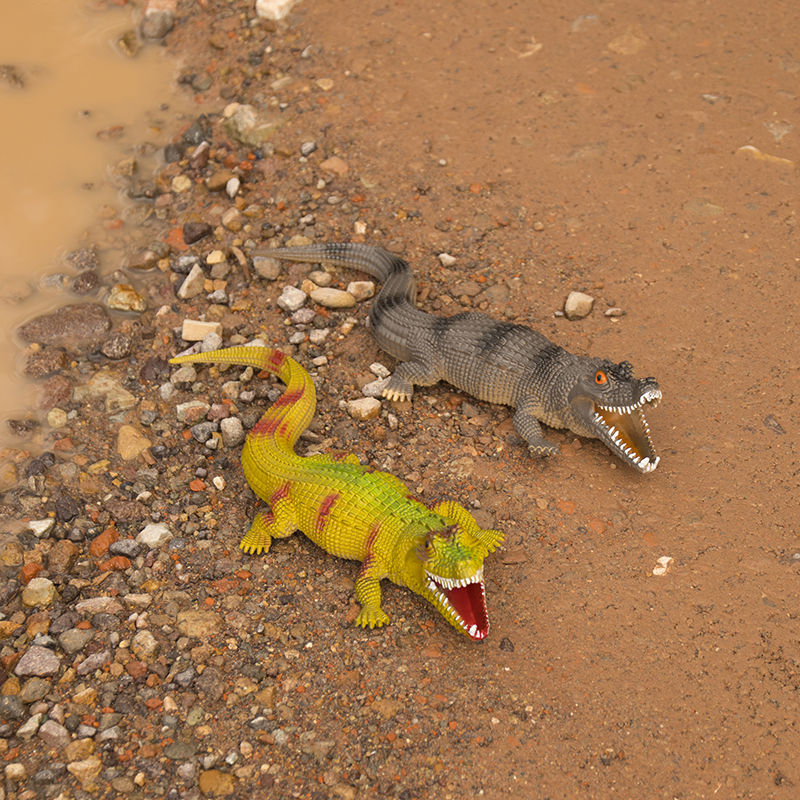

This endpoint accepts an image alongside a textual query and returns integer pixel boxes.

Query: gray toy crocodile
[258,242,662,473]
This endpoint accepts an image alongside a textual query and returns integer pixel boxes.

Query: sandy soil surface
[1,0,798,798]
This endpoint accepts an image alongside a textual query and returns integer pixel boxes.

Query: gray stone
[15,646,60,677]
[141,4,175,40]
[190,421,218,443]
[16,713,43,741]
[38,719,71,750]
[0,696,25,720]
[76,650,111,676]
[17,304,111,349]
[253,256,282,280]
[19,677,51,703]
[58,628,95,655]
[97,726,122,742]
[277,286,307,313]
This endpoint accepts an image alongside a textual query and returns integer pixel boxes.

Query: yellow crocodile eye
[595,370,608,385]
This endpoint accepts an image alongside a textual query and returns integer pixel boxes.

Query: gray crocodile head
[567,359,661,473]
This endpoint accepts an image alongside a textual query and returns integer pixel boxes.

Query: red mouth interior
[435,580,489,639]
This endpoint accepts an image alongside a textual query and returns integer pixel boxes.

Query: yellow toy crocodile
[170,346,503,640]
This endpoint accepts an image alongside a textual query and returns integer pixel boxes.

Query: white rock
[220,417,246,448]
[136,523,173,549]
[438,253,458,267]
[362,378,389,398]
[310,288,356,309]
[347,397,382,421]
[46,408,68,429]
[347,281,375,302]
[369,362,391,379]
[256,0,302,20]
[177,264,206,300]
[277,286,307,313]
[308,328,329,346]
[308,270,331,287]
[181,319,222,342]
[28,519,55,538]
[226,177,241,198]
[563,291,595,320]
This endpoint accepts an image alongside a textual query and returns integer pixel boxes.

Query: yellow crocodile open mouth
[593,388,661,473]
[425,566,489,640]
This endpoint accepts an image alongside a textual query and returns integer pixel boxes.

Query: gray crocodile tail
[256,242,432,360]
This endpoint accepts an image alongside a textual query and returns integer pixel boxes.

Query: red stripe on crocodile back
[365,520,381,551]
[272,387,304,410]
[268,349,286,369]
[270,484,290,504]
[315,493,340,535]
[251,413,281,437]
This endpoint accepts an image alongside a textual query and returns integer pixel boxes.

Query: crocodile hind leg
[239,484,297,554]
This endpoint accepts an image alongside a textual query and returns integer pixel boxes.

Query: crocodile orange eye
[595,370,608,385]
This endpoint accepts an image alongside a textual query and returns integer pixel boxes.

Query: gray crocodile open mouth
[425,566,489,640]
[593,388,661,473]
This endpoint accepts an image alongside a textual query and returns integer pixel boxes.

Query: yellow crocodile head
[406,523,500,640]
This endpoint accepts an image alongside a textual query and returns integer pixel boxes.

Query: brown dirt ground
[5,0,799,798]
[168,0,800,796]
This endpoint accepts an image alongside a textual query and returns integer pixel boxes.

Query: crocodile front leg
[353,542,391,628]
[512,397,560,456]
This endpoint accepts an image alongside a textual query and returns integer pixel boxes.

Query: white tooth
[639,457,650,468]
[469,624,478,637]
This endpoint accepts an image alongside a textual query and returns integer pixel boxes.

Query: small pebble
[563,291,595,320]
[277,286,308,312]
[310,288,356,309]
[347,398,382,421]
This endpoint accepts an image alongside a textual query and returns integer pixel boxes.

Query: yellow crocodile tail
[169,346,316,452]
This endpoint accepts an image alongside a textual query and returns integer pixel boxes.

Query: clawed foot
[355,606,391,629]
[528,443,560,457]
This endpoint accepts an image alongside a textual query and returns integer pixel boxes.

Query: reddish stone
[125,660,148,679]
[144,697,163,710]
[163,227,188,251]
[99,556,131,572]
[19,563,43,584]
[89,527,119,558]
[557,500,577,515]
[587,518,607,535]
[189,478,206,491]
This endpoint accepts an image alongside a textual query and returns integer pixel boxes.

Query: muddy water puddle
[0,0,190,431]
